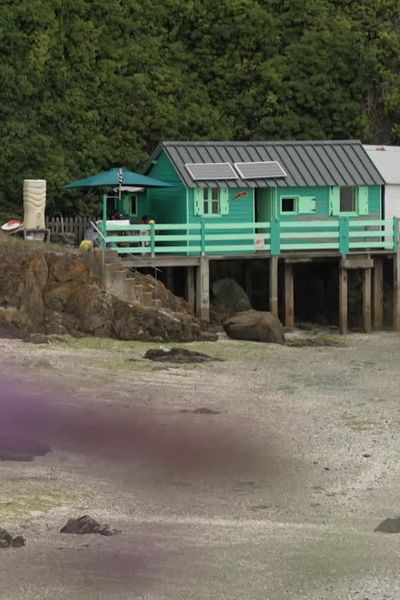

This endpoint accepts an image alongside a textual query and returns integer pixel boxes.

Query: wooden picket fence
[45,216,94,244]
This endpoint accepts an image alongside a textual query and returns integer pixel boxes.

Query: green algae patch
[0,480,92,523]
[286,335,346,348]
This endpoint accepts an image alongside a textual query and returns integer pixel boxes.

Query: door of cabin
[255,188,276,251]
[255,188,276,223]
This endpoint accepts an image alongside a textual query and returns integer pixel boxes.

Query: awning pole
[101,193,107,248]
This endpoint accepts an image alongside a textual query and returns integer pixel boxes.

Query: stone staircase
[90,249,161,309]
[87,248,200,339]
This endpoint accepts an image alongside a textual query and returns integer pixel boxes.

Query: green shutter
[329,186,340,216]
[121,194,133,215]
[194,189,204,216]
[298,196,316,214]
[220,188,229,215]
[357,186,369,215]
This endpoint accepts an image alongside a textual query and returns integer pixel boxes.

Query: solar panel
[234,161,287,179]
[185,163,238,180]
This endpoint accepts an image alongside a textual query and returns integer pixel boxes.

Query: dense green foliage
[0,0,399,217]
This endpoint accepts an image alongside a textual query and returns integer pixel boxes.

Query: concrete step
[94,248,120,261]
[152,298,162,310]
[141,291,153,307]
[104,262,124,271]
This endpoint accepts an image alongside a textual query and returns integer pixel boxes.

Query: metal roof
[364,145,400,185]
[148,140,384,189]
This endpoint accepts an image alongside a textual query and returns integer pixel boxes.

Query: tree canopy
[0,0,399,216]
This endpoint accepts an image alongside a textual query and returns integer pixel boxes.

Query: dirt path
[1,333,400,599]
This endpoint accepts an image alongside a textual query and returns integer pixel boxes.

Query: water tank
[23,179,46,229]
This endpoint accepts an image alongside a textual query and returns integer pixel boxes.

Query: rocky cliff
[0,242,201,342]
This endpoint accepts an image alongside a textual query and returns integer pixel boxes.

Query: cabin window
[330,186,369,216]
[120,193,137,217]
[128,195,137,215]
[281,196,298,214]
[340,187,356,213]
[203,188,220,215]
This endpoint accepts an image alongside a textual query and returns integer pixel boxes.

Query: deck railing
[102,217,399,256]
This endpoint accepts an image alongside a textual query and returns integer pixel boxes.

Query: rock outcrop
[0,243,202,342]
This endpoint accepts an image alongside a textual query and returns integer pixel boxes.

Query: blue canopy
[63,167,172,189]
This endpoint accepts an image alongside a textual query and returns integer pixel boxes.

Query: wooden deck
[103,217,398,258]
[93,217,400,336]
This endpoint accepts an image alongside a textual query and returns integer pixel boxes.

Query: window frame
[203,188,221,216]
[339,186,357,216]
[119,193,137,217]
[280,195,299,215]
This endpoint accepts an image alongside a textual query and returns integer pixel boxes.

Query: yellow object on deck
[80,240,93,253]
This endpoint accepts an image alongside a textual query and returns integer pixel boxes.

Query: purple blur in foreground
[0,371,257,475]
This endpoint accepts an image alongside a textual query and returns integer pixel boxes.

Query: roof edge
[161,139,363,147]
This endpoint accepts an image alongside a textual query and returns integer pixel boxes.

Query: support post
[245,262,252,302]
[270,218,280,255]
[269,256,278,317]
[339,217,349,254]
[363,268,372,333]
[393,252,400,331]
[166,267,174,293]
[200,221,206,255]
[373,257,384,330]
[284,262,294,328]
[186,267,195,311]
[101,193,107,248]
[150,222,155,257]
[196,257,210,324]
[339,260,348,335]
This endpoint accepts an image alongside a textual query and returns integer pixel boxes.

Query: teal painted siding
[188,187,254,223]
[188,187,255,254]
[146,151,187,224]
[276,185,382,221]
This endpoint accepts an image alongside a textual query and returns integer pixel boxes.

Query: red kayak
[1,219,23,232]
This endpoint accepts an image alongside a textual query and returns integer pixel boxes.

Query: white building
[364,145,400,220]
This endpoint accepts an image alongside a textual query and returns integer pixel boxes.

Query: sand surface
[0,332,400,599]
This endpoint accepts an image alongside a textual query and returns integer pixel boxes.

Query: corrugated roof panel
[344,144,377,186]
[301,145,329,187]
[157,140,384,189]
[318,145,351,186]
[273,145,308,187]
[315,145,343,185]
[280,146,308,187]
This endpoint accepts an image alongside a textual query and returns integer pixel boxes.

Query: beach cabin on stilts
[97,140,400,332]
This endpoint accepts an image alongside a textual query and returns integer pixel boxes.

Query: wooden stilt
[269,256,278,317]
[339,262,348,335]
[196,257,210,324]
[284,262,294,327]
[363,268,372,333]
[393,252,400,330]
[186,267,195,311]
[373,258,383,330]
[245,262,252,303]
[166,267,174,293]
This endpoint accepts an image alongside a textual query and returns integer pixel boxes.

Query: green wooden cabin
[105,141,394,255]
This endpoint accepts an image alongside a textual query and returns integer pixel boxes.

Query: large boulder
[223,310,284,344]
[212,278,251,321]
